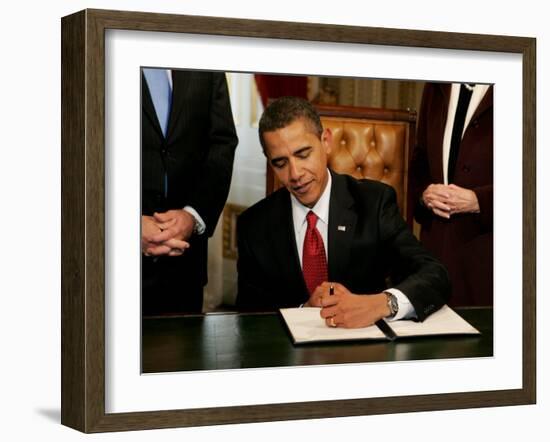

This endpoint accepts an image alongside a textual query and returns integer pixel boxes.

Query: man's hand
[422,183,480,218]
[304,285,325,307]
[422,184,452,219]
[141,215,190,257]
[313,282,390,328]
[152,209,196,243]
[445,184,480,215]
[142,215,162,254]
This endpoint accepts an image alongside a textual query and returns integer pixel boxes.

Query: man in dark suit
[236,96,449,328]
[408,83,493,307]
[141,69,238,315]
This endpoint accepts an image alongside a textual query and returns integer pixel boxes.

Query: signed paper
[280,305,480,344]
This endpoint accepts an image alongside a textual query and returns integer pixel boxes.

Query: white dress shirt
[290,171,415,320]
[442,83,490,184]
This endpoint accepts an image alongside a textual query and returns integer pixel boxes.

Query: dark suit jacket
[236,172,450,321]
[408,83,493,306]
[141,70,238,312]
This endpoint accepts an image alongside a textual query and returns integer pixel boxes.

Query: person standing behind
[141,69,238,315]
[408,82,493,306]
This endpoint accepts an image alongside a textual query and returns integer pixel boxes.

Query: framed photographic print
[61,8,536,433]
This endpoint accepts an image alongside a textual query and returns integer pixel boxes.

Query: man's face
[263,118,332,208]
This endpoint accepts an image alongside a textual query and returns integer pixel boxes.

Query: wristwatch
[384,292,398,318]
[191,214,201,235]
[182,208,200,236]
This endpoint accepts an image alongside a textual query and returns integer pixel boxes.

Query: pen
[329,284,334,296]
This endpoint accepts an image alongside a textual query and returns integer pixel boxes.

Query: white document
[280,305,480,344]
[280,307,387,344]
[387,305,481,337]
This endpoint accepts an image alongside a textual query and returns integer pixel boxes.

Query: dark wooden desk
[142,307,493,373]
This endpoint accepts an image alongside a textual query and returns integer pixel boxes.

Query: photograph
[139,69,494,374]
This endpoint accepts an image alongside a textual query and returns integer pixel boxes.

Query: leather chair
[266,104,417,220]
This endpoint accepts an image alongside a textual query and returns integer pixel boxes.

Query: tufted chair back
[266,104,417,220]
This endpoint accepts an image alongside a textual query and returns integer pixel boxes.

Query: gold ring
[329,317,337,328]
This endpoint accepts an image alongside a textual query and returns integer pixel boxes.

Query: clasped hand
[422,183,480,219]
[306,282,390,329]
[141,210,195,256]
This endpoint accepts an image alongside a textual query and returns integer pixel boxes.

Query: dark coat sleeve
[186,73,238,236]
[380,185,451,321]
[408,83,436,226]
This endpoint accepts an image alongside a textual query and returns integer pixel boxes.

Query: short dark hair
[258,96,323,152]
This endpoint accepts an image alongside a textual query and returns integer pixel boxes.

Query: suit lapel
[327,172,357,282]
[166,70,191,140]
[141,72,165,139]
[468,85,493,126]
[457,85,493,166]
[433,83,452,183]
[269,191,308,296]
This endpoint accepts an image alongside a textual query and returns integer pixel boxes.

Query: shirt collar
[291,170,332,234]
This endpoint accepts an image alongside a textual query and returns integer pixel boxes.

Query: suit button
[462,165,471,173]
[161,149,167,155]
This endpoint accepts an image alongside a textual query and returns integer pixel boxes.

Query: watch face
[391,296,398,313]
[386,293,398,317]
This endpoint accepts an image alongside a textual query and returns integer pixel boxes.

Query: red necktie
[302,211,328,295]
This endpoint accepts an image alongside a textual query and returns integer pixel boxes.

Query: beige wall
[310,77,425,113]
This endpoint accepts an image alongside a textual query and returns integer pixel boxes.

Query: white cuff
[183,206,206,235]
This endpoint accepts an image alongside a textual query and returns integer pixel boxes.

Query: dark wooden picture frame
[61,8,536,433]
